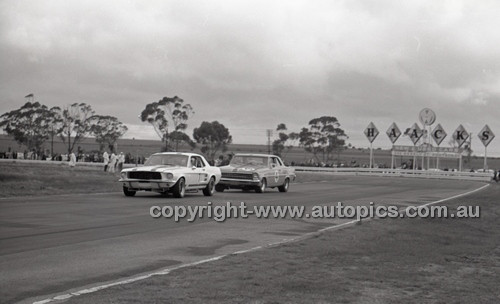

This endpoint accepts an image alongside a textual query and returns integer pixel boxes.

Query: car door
[194,156,209,185]
[185,156,201,187]
[270,157,285,186]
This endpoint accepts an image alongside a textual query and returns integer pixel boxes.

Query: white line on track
[31,183,490,304]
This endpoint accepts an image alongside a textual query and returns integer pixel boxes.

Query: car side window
[271,157,280,167]
[190,157,196,167]
[195,157,205,168]
[276,157,284,166]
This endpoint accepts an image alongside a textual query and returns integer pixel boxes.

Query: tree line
[1,95,348,163]
[0,102,127,156]
[271,116,348,163]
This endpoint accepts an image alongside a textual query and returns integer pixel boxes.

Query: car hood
[122,165,186,173]
[221,164,268,173]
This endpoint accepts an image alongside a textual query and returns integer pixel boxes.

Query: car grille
[128,171,162,180]
[222,172,254,180]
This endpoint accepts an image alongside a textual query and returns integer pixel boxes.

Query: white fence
[293,166,493,182]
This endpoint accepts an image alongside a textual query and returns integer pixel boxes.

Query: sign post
[431,123,447,169]
[408,123,423,170]
[364,122,379,169]
[453,124,469,172]
[419,108,436,170]
[386,122,401,169]
[477,124,495,171]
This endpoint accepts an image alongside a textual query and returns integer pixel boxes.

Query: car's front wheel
[172,178,186,198]
[215,184,225,192]
[203,177,216,196]
[278,178,289,193]
[255,178,266,193]
[123,187,136,197]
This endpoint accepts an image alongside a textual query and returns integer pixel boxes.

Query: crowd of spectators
[0,148,146,164]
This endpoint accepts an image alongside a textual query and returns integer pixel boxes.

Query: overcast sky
[1,0,499,155]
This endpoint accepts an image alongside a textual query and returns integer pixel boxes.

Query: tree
[90,115,128,152]
[272,123,299,158]
[299,116,348,163]
[193,121,232,161]
[59,103,95,155]
[169,130,196,150]
[140,96,194,151]
[46,107,64,157]
[0,102,54,154]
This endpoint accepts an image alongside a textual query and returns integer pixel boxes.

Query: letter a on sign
[408,123,423,145]
[364,122,379,143]
[386,122,401,144]
[431,123,447,146]
[453,124,469,148]
[477,124,495,147]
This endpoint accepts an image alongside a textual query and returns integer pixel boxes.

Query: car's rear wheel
[278,178,289,193]
[203,177,216,196]
[123,186,136,197]
[172,178,186,198]
[255,178,266,193]
[215,184,225,192]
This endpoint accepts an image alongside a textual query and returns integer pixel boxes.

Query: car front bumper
[218,178,262,187]
[119,179,177,191]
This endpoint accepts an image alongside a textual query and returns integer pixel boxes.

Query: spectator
[68,152,76,168]
[103,151,109,172]
[109,152,117,173]
[117,152,125,172]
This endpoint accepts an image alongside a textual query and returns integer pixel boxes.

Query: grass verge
[66,183,500,303]
[0,162,121,197]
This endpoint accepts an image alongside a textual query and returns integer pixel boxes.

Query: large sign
[386,122,401,144]
[478,124,495,147]
[363,109,497,165]
[392,150,462,159]
[393,145,462,153]
[431,123,447,146]
[364,122,379,143]
[392,145,463,158]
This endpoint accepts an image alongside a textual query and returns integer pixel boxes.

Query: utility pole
[266,129,273,154]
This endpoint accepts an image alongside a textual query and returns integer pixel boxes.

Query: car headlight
[252,173,259,180]
[120,172,127,179]
[166,173,174,180]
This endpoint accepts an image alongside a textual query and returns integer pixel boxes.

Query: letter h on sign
[364,122,379,143]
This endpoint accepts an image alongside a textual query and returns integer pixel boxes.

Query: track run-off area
[0,174,488,304]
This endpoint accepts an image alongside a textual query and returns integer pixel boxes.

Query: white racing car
[119,152,221,198]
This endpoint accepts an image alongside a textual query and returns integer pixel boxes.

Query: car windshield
[230,156,269,166]
[144,154,189,167]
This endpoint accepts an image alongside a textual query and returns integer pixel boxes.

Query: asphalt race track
[0,176,486,304]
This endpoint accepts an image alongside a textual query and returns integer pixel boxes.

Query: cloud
[1,0,499,155]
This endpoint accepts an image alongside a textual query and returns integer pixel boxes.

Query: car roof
[152,152,202,157]
[233,153,278,158]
